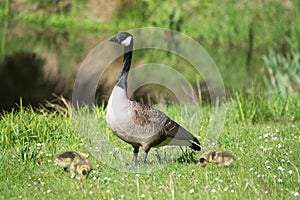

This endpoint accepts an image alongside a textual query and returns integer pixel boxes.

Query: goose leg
[142,151,148,164]
[142,147,150,164]
[133,146,139,167]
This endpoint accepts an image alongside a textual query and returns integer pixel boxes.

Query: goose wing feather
[130,101,200,150]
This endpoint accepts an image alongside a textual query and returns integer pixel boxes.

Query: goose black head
[109,32,133,47]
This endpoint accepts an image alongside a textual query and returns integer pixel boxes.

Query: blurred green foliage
[0,0,299,99]
[1,0,298,49]
[118,0,300,49]
[263,50,300,97]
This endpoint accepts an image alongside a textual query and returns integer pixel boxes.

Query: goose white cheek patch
[121,36,132,47]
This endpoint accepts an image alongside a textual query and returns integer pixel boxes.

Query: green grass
[1,93,299,199]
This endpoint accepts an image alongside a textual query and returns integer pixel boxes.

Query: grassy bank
[1,93,299,199]
[0,1,299,199]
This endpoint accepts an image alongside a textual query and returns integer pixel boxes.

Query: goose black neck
[116,44,133,89]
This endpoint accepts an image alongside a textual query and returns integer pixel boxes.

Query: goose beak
[108,36,119,43]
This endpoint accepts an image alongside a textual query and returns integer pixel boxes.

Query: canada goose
[56,151,92,179]
[106,32,201,166]
[199,150,235,167]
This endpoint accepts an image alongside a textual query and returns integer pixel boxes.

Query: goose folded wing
[130,101,200,150]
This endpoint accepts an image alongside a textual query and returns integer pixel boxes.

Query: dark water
[0,21,264,111]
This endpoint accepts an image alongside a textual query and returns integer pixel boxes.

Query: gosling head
[199,155,208,167]
[109,32,133,47]
[78,164,92,179]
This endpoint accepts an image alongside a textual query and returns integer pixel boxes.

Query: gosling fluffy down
[55,151,92,179]
[199,150,236,167]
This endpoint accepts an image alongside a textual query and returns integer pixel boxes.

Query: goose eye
[199,157,205,163]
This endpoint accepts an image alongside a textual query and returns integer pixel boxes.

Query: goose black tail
[190,138,201,151]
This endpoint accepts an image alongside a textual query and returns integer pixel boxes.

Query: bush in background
[263,50,300,97]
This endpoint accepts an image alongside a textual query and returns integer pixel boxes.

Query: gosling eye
[82,170,88,176]
[199,157,205,163]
